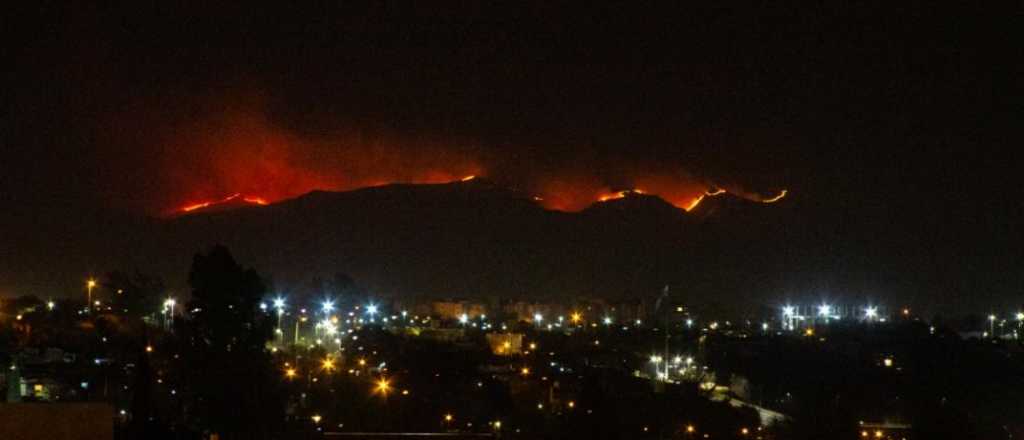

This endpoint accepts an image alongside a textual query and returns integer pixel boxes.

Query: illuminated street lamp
[86,279,97,313]
[164,298,176,315]
[459,313,469,325]
[603,316,612,325]
[274,297,286,341]
[533,313,543,325]
[989,314,996,338]
[818,304,832,324]
[321,300,335,315]
[376,377,391,395]
[164,298,176,331]
[46,301,55,311]
[782,306,795,330]
[865,306,878,323]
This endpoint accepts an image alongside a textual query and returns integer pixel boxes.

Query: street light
[533,313,543,324]
[865,306,878,321]
[164,298,176,314]
[376,377,391,395]
[818,304,832,324]
[164,298,176,330]
[321,300,335,315]
[86,279,97,312]
[782,305,795,330]
[989,314,996,337]
[459,313,469,325]
[571,312,582,325]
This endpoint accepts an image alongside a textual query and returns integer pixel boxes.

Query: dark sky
[3,3,1022,311]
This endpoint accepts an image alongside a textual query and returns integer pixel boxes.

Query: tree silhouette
[180,245,283,439]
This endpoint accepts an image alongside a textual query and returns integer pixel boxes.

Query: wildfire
[681,187,730,211]
[682,195,705,211]
[179,193,269,213]
[243,196,269,205]
[597,189,646,202]
[760,189,787,203]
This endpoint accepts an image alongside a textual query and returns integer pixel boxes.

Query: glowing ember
[682,195,705,211]
[681,187,730,211]
[179,193,270,213]
[597,189,645,202]
[761,189,787,203]
[243,196,269,205]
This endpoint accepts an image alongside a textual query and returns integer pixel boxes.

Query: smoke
[100,91,779,215]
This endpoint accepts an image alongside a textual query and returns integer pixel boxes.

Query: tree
[180,245,283,439]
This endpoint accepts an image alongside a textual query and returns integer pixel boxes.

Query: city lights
[376,377,391,395]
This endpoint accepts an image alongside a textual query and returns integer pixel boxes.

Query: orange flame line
[179,193,268,212]
[683,195,705,211]
[761,189,787,203]
[597,189,645,202]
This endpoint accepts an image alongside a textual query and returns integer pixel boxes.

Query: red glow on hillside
[179,193,270,213]
[147,95,784,217]
[597,189,646,202]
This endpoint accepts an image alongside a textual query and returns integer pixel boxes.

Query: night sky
[3,3,1022,311]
